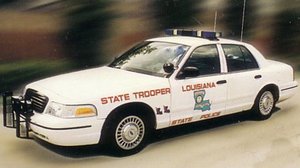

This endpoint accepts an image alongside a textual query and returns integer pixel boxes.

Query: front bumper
[2,92,104,146]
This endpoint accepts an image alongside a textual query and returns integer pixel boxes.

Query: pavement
[1,83,300,168]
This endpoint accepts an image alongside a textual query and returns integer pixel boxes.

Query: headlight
[46,102,97,118]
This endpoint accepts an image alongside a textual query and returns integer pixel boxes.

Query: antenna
[214,11,218,32]
[240,0,247,41]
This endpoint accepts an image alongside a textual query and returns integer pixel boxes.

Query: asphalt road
[1,83,300,168]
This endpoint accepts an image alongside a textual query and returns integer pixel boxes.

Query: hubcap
[259,91,274,115]
[123,124,139,142]
[115,116,145,150]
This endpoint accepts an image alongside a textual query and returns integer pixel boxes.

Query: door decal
[194,90,211,111]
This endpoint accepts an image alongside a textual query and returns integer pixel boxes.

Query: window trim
[221,44,260,73]
[175,44,222,80]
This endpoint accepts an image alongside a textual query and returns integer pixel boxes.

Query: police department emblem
[194,90,211,111]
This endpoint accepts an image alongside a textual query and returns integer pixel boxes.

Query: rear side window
[222,44,259,72]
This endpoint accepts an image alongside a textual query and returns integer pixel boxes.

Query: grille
[25,89,49,113]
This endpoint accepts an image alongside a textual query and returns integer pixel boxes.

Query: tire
[253,90,275,120]
[103,111,150,156]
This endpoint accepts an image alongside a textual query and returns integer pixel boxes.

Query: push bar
[2,91,33,139]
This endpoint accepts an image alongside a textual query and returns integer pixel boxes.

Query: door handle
[216,80,227,84]
[254,75,262,79]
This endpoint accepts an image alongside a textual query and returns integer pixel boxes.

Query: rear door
[221,44,263,113]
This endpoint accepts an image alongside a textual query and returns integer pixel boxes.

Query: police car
[2,29,298,156]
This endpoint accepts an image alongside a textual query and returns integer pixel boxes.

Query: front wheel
[103,112,150,156]
[253,90,275,120]
[115,115,145,151]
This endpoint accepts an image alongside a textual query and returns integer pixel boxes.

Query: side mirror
[163,63,175,73]
[180,66,200,78]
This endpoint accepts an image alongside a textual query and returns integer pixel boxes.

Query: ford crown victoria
[2,30,298,156]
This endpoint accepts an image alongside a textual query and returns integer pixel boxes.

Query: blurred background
[0,0,299,93]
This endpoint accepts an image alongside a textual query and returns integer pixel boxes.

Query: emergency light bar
[165,29,222,40]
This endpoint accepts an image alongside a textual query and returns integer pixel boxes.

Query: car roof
[147,35,268,67]
[147,36,247,47]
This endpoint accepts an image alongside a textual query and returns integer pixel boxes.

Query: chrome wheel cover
[259,91,274,115]
[115,116,145,150]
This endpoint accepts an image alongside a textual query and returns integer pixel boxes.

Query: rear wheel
[253,90,275,120]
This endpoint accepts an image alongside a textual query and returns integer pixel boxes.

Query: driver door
[169,44,227,126]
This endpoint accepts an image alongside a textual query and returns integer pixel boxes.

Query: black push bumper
[2,91,33,139]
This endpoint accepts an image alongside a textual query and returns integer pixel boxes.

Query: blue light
[165,29,222,40]
[201,31,222,40]
[165,29,174,36]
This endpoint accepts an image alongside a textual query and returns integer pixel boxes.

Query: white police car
[2,29,298,155]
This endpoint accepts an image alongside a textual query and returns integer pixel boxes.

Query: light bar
[165,29,222,40]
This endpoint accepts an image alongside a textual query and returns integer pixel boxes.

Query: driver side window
[183,45,221,76]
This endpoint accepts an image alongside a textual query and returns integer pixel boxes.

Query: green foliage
[0,59,72,93]
[274,10,300,55]
[223,0,256,40]
[0,0,16,6]
[62,0,112,69]
[153,0,199,29]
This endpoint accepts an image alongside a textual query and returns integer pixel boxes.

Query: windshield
[109,41,189,77]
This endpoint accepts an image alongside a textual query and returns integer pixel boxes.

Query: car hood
[26,66,169,103]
